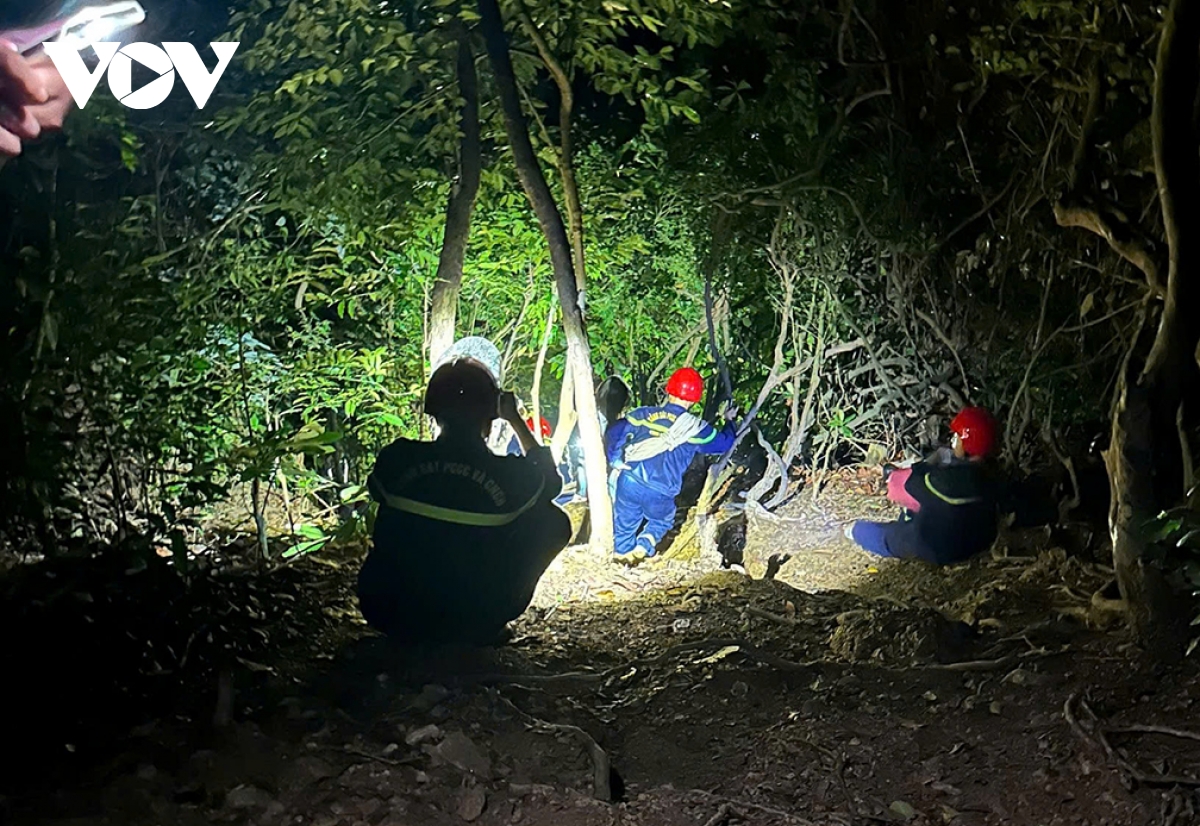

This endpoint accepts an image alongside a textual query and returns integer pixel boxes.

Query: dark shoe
[613,547,646,565]
[466,625,513,646]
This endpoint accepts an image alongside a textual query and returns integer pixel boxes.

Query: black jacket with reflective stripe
[368,435,562,555]
[905,459,1000,564]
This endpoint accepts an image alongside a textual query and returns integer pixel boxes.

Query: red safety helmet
[666,367,704,404]
[525,416,552,439]
[950,406,998,458]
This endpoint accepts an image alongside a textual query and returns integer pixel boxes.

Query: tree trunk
[478,0,614,552]
[530,295,557,446]
[1105,0,1200,652]
[427,31,483,364]
[1106,351,1173,642]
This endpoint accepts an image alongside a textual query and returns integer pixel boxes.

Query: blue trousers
[612,472,677,556]
[850,519,938,564]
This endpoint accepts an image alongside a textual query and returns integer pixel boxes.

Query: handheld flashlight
[1,2,146,54]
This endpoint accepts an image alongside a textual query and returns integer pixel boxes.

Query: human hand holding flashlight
[0,2,146,158]
[0,45,72,157]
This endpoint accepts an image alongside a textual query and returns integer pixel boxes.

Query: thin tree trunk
[702,212,734,419]
[767,296,827,509]
[683,336,703,373]
[516,2,586,295]
[478,0,614,552]
[648,320,708,391]
[518,5,593,473]
[427,31,483,364]
[531,295,557,446]
[501,266,537,378]
[550,362,576,462]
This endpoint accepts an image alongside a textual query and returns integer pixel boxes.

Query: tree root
[493,693,612,802]
[336,745,423,768]
[1065,693,1200,788]
[746,605,808,627]
[1107,724,1200,744]
[702,802,742,826]
[921,655,1019,673]
[469,637,822,687]
[687,789,820,825]
[1160,789,1197,826]
[1090,582,1128,618]
[476,635,1059,691]
[922,647,1064,673]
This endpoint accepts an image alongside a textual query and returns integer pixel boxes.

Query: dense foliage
[1,0,1195,640]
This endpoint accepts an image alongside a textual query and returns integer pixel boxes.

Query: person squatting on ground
[605,368,737,562]
[846,406,1001,565]
[357,355,571,644]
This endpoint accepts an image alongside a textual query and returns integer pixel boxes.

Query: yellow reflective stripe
[688,428,716,445]
[626,414,671,434]
[924,474,982,506]
[379,478,543,527]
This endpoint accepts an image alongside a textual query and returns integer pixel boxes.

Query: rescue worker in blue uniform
[605,368,737,562]
[357,357,571,644]
[846,407,1001,565]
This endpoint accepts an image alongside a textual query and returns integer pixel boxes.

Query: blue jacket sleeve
[606,418,630,463]
[688,421,737,455]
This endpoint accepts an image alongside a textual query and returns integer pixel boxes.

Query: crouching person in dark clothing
[847,407,1001,565]
[357,359,571,644]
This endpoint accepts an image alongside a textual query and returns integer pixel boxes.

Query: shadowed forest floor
[3,480,1199,826]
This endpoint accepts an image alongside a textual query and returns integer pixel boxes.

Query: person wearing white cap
[431,336,523,456]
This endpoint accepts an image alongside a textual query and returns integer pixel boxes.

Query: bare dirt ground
[4,476,1200,826]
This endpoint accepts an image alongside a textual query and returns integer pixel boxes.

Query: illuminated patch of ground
[533,473,898,609]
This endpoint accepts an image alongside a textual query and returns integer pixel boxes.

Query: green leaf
[1079,291,1095,319]
[283,538,327,559]
[42,313,59,352]
[339,484,365,502]
[1148,517,1183,542]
